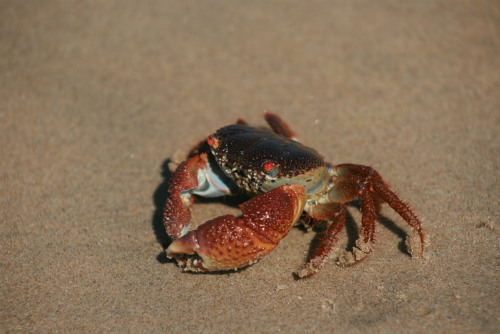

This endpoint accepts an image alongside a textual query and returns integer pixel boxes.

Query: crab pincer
[166,184,307,272]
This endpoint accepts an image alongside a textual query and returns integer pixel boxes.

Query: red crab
[163,112,425,278]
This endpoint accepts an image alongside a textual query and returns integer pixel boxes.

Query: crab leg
[163,153,235,240]
[296,205,347,278]
[264,111,298,140]
[337,186,379,266]
[166,185,307,272]
[329,164,425,266]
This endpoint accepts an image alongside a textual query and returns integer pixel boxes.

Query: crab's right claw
[163,155,206,239]
[166,184,307,272]
[164,153,235,240]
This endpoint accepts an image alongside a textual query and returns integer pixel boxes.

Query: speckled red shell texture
[167,184,306,271]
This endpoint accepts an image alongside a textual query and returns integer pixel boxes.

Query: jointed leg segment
[296,206,346,278]
[335,164,425,266]
[298,163,425,277]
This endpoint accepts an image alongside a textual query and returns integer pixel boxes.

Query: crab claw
[163,153,235,240]
[166,184,307,272]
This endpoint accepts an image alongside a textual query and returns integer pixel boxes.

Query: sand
[1,1,499,333]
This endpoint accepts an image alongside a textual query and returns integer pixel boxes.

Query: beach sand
[2,1,499,333]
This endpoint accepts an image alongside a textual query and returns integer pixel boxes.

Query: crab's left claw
[166,184,307,272]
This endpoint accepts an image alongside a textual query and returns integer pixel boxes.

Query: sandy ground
[1,1,499,333]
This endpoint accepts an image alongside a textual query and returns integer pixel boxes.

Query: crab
[163,112,425,278]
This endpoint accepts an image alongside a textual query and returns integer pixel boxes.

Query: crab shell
[208,124,330,196]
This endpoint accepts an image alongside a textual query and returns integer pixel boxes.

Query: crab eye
[206,135,219,149]
[263,161,274,172]
[262,161,279,178]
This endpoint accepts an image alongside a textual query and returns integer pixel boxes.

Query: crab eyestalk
[166,184,307,272]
